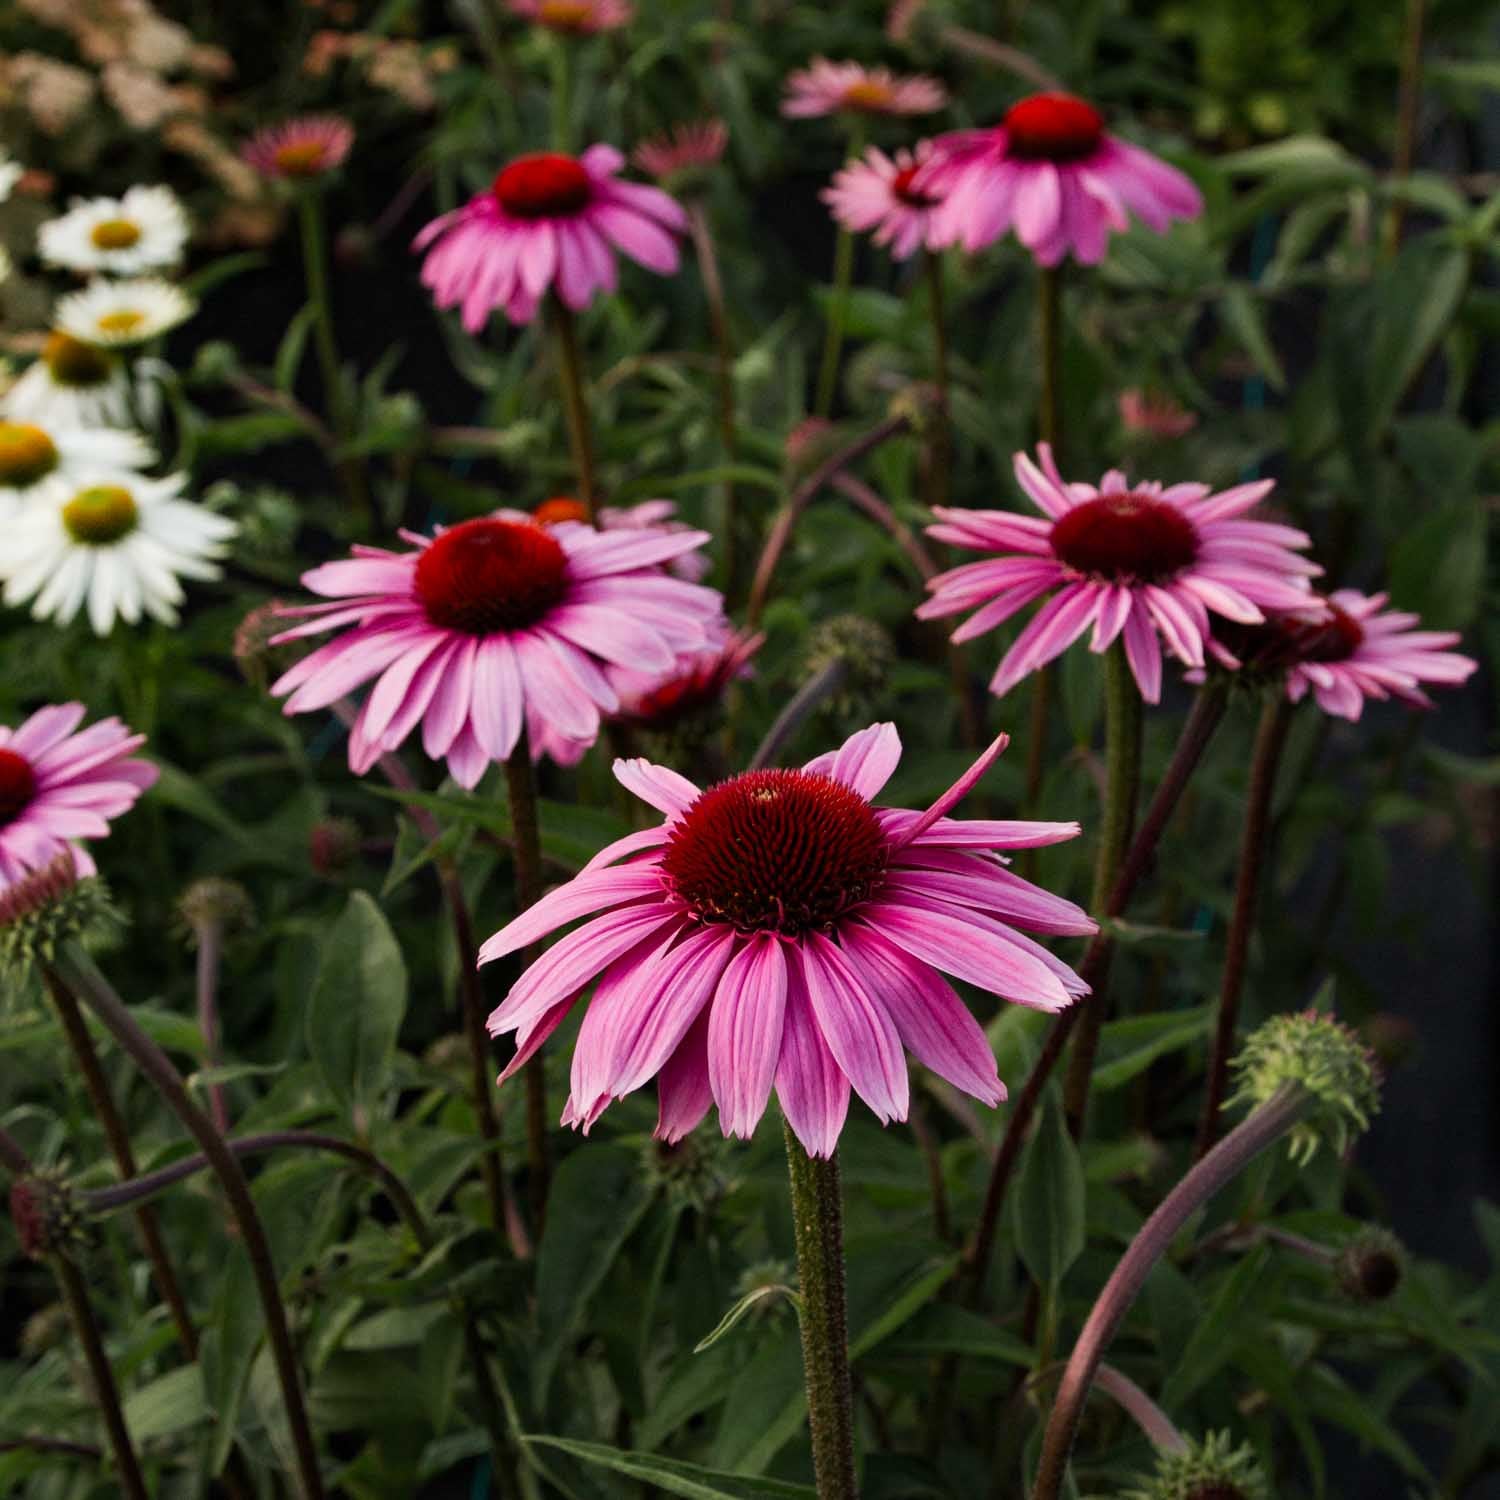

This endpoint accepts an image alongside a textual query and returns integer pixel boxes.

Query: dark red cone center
[1003,92,1105,162]
[0,748,37,825]
[1293,602,1364,663]
[891,164,940,207]
[493,153,593,219]
[1050,493,1198,583]
[661,769,888,936]
[413,518,570,635]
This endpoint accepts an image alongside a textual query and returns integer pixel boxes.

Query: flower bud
[0,854,119,982]
[1228,1009,1381,1165]
[1334,1226,1405,1303]
[783,416,839,480]
[308,818,361,876]
[1121,1429,1269,1500]
[9,1171,86,1261]
[640,1134,728,1210]
[802,614,895,724]
[233,599,293,691]
[176,877,255,945]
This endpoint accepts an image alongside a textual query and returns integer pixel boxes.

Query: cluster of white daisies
[0,154,235,635]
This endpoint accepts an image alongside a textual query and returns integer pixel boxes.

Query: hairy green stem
[1031,1084,1307,1500]
[49,946,325,1500]
[1194,696,1294,1159]
[550,298,598,522]
[53,1253,149,1500]
[784,1123,858,1500]
[1384,0,1427,258]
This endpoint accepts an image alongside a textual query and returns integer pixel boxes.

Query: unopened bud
[9,1171,86,1260]
[176,877,255,944]
[783,417,838,479]
[308,818,361,876]
[803,614,895,723]
[0,855,118,981]
[1334,1226,1405,1303]
[233,599,293,691]
[1121,1429,1269,1500]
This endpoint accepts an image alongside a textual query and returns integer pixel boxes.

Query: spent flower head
[1334,1225,1406,1303]
[1229,1009,1381,1164]
[1120,1429,1269,1500]
[9,1169,88,1261]
[175,876,255,945]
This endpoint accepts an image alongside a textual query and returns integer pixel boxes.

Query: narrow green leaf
[274,303,319,393]
[524,1436,816,1500]
[121,1365,208,1442]
[1161,1243,1278,1407]
[1221,286,1286,392]
[1093,1005,1213,1091]
[1012,1093,1086,1289]
[694,1284,800,1352]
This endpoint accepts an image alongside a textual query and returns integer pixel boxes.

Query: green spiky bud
[175,876,255,945]
[1334,1226,1406,1303]
[640,1134,728,1211]
[1119,1430,1269,1500]
[0,855,119,984]
[802,615,895,724]
[1228,1009,1380,1165]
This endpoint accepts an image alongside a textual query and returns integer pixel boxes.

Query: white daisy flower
[1,470,236,635]
[54,278,196,349]
[0,153,22,203]
[3,334,134,429]
[37,186,189,275]
[0,419,154,522]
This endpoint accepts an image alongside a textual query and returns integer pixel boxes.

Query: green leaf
[275,304,319,393]
[1220,286,1286,392]
[1012,1093,1085,1290]
[533,1143,655,1403]
[1388,500,1487,631]
[198,1245,261,1474]
[523,1436,816,1500]
[193,412,310,457]
[305,892,408,1123]
[1093,1006,1213,1091]
[122,1365,208,1442]
[1161,1243,1278,1408]
[694,1284,800,1352]
[1368,242,1470,434]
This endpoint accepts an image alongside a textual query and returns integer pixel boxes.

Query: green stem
[814,227,855,418]
[549,35,575,153]
[53,1253,149,1500]
[50,946,325,1500]
[1384,0,1426,259]
[550,298,598,522]
[923,250,951,512]
[783,1123,858,1500]
[1194,696,1294,1159]
[297,191,369,519]
[1062,643,1143,1136]
[504,731,551,1238]
[687,198,738,599]
[1037,265,1062,456]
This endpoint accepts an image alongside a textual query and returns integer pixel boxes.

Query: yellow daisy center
[43,332,114,388]
[0,423,59,487]
[273,141,329,176]
[63,485,138,545]
[89,218,142,250]
[96,310,146,337]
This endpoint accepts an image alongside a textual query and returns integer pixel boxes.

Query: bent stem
[1093,1365,1187,1455]
[550,298,598,522]
[966,679,1230,1301]
[784,1123,858,1500]
[1031,1082,1307,1500]
[1194,696,1294,1159]
[43,973,199,1360]
[49,945,325,1500]
[53,1253,149,1500]
[1062,643,1142,1136]
[504,734,551,1238]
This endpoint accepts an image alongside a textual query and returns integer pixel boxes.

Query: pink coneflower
[632,119,728,185]
[480,724,1093,1155]
[610,625,763,733]
[414,145,686,329]
[270,515,720,786]
[533,497,711,583]
[823,142,945,261]
[0,703,157,889]
[508,0,632,33]
[1118,388,1197,440]
[919,91,1202,264]
[782,59,947,120]
[1204,589,1477,720]
[241,115,355,179]
[919,444,1321,703]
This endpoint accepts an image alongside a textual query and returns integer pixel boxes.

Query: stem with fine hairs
[1031,1083,1307,1500]
[504,730,551,1238]
[42,972,200,1361]
[1093,1364,1187,1455]
[52,1252,149,1500]
[747,412,910,628]
[1384,0,1427,258]
[1194,696,1294,1159]
[551,297,598,522]
[48,945,325,1500]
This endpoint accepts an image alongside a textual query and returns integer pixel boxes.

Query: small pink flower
[270,514,722,786]
[782,58,947,120]
[823,142,945,261]
[0,703,157,889]
[414,145,687,329]
[1204,590,1478,721]
[1118,388,1197,440]
[919,444,1321,703]
[241,115,355,179]
[632,119,728,186]
[920,91,1202,264]
[609,625,763,733]
[480,724,1093,1155]
[508,0,632,32]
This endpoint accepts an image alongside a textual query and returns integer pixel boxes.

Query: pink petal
[708,934,789,1139]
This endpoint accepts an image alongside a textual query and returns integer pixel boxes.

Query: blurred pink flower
[920,91,1202,264]
[242,115,354,179]
[782,58,947,119]
[632,119,728,185]
[508,0,632,32]
[414,145,686,329]
[270,515,720,785]
[609,625,763,733]
[533,498,711,582]
[919,444,1321,703]
[823,142,945,260]
[480,723,1092,1155]
[1118,388,1197,439]
[0,703,157,889]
